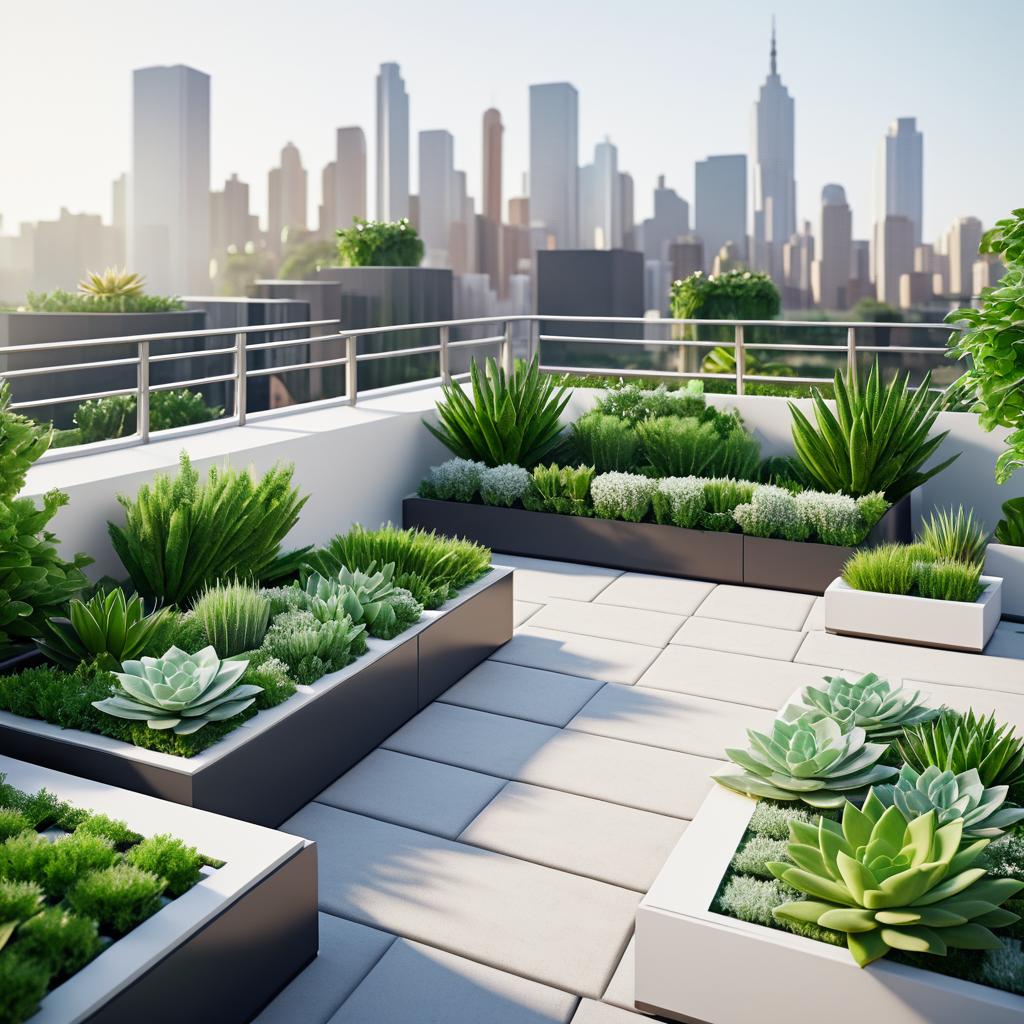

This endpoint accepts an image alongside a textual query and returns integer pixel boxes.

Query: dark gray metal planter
[404,494,910,595]
[0,569,511,828]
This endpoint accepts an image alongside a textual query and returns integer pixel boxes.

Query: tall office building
[334,127,367,229]
[32,208,120,292]
[482,109,503,224]
[946,215,983,298]
[130,64,210,294]
[877,117,923,245]
[319,161,337,237]
[418,129,456,264]
[695,155,747,272]
[640,175,689,262]
[811,184,852,309]
[210,173,259,254]
[376,63,410,221]
[875,214,915,306]
[579,139,622,250]
[619,172,635,250]
[750,24,796,281]
[111,173,127,264]
[268,142,308,253]
[529,82,578,248]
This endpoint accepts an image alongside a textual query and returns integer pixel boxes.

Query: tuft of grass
[191,580,271,657]
[843,542,984,602]
[915,558,984,602]
[570,412,643,473]
[918,505,989,564]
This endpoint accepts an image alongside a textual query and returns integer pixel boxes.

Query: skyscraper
[418,129,456,264]
[811,184,852,309]
[268,142,308,253]
[640,175,689,262]
[376,63,410,221]
[751,23,796,282]
[877,117,923,245]
[529,82,578,248]
[875,214,915,306]
[695,154,747,272]
[130,64,210,294]
[946,215,983,297]
[335,127,367,229]
[619,172,635,250]
[319,161,337,237]
[482,108,503,224]
[210,173,259,254]
[579,139,622,250]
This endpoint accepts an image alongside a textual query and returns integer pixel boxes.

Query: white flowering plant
[590,472,657,523]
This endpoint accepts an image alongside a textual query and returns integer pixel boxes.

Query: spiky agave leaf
[768,793,1024,967]
[77,267,146,298]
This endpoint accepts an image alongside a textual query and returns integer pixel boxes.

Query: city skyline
[1,0,1018,243]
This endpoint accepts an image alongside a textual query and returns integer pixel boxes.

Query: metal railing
[0,313,961,459]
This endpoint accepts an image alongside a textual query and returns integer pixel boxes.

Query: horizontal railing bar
[538,334,724,349]
[149,345,237,364]
[246,356,350,377]
[744,342,848,352]
[355,343,441,362]
[0,355,140,378]
[536,315,957,330]
[539,364,739,381]
[337,315,518,339]
[0,319,339,355]
[149,373,236,393]
[10,385,138,409]
[245,331,349,352]
[446,335,505,349]
[856,345,950,354]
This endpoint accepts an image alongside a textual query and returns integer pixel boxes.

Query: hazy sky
[2,0,1019,242]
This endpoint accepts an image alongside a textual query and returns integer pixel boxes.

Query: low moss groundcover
[0,772,210,1023]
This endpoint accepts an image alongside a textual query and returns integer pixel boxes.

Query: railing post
[846,325,857,380]
[346,335,358,405]
[527,318,539,364]
[501,320,514,376]
[439,325,451,384]
[734,324,745,397]
[235,331,247,427]
[137,340,150,443]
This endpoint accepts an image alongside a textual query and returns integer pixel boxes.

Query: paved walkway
[255,556,1024,1024]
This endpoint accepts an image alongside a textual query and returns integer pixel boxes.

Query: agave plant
[301,562,422,639]
[92,646,259,735]
[713,713,897,808]
[78,267,146,298]
[424,356,570,469]
[874,764,1024,839]
[788,359,958,501]
[38,588,173,671]
[895,710,1024,797]
[916,505,989,565]
[785,673,940,741]
[768,795,1023,966]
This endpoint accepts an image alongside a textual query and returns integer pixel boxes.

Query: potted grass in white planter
[985,499,1024,621]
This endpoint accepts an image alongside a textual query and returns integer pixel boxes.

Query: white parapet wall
[22,383,451,580]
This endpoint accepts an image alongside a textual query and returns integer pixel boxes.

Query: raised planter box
[0,754,317,1024]
[824,575,1003,653]
[0,567,512,827]
[403,495,910,595]
[986,543,1024,622]
[635,785,1024,1024]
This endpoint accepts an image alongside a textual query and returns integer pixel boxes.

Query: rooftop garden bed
[0,755,315,1023]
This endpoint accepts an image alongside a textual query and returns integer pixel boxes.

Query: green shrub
[260,610,365,686]
[522,464,594,517]
[42,833,117,899]
[38,587,174,671]
[0,833,53,884]
[109,452,309,605]
[336,217,423,267]
[22,290,184,313]
[917,505,989,564]
[479,464,532,507]
[4,789,67,831]
[701,478,755,531]
[298,564,422,640]
[306,525,491,610]
[733,485,810,541]
[652,476,705,528]
[637,416,720,477]
[0,809,32,842]
[12,907,100,979]
[426,356,569,469]
[0,880,44,922]
[418,458,484,502]
[590,472,656,523]
[125,835,203,898]
[594,380,708,424]
[789,359,957,500]
[0,952,51,1024]
[73,814,141,851]
[995,497,1024,546]
[794,490,882,546]
[70,389,222,446]
[0,381,92,655]
[915,558,984,602]
[191,581,271,657]
[570,412,642,473]
[856,491,890,530]
[66,864,165,937]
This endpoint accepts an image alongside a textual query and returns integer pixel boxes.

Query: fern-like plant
[425,356,570,468]
[789,359,958,500]
[108,453,309,606]
[570,412,642,473]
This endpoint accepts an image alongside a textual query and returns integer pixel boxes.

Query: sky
[1,0,1020,243]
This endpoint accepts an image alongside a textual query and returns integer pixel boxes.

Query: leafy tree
[336,218,424,268]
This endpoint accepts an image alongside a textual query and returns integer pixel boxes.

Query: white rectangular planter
[986,543,1024,621]
[0,755,317,1024]
[823,575,1003,653]
[636,785,1024,1024]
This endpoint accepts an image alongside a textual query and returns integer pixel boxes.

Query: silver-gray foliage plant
[590,472,656,522]
[479,463,532,507]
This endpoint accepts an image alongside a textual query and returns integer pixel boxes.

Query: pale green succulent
[714,714,897,808]
[769,793,1023,967]
[302,561,422,640]
[92,645,259,735]
[785,673,941,741]
[874,764,1024,839]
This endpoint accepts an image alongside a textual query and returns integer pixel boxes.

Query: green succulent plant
[78,267,145,298]
[768,795,1023,967]
[786,673,940,741]
[300,562,422,640]
[37,588,173,671]
[714,713,897,808]
[92,646,259,735]
[191,581,270,657]
[874,764,1024,839]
